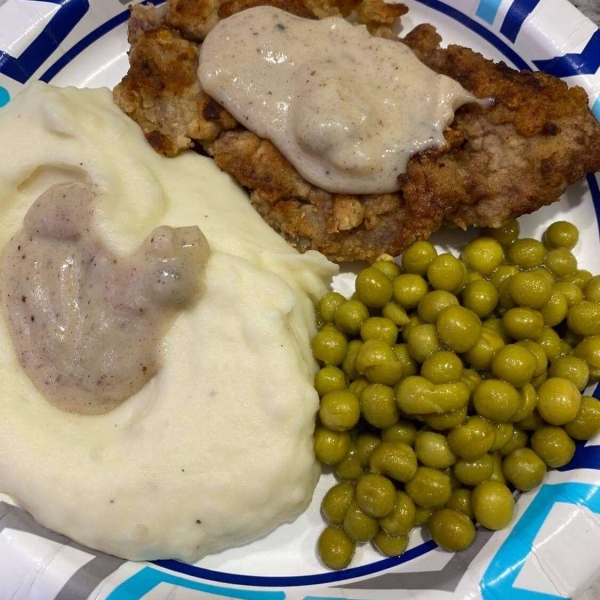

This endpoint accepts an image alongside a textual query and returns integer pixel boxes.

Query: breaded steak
[114,0,600,262]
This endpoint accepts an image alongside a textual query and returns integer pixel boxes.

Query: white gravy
[199,6,475,194]
[1,182,209,415]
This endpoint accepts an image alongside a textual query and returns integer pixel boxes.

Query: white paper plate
[0,0,600,598]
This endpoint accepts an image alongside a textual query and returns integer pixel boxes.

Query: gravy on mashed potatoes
[0,83,336,561]
[2,182,209,415]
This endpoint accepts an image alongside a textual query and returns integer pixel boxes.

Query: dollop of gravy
[1,182,210,415]
[199,6,475,195]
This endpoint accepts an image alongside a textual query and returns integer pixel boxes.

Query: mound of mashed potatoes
[0,83,336,562]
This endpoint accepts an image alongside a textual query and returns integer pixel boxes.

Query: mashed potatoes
[0,83,337,561]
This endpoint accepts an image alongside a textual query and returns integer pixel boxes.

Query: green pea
[517,341,548,378]
[335,444,364,480]
[334,300,370,335]
[314,426,351,465]
[447,416,496,460]
[483,220,520,247]
[461,368,483,393]
[418,290,460,323]
[531,372,549,389]
[540,290,569,327]
[343,501,379,542]
[465,271,484,284]
[414,505,435,525]
[531,426,575,468]
[502,308,544,341]
[436,305,482,353]
[392,273,429,309]
[567,301,600,337]
[482,317,511,343]
[549,356,589,391]
[499,428,529,456]
[402,315,424,343]
[312,326,348,366]
[491,344,537,387]
[369,441,418,483]
[514,409,545,431]
[382,302,410,327]
[402,240,438,276]
[472,480,514,530]
[565,396,600,440]
[360,317,398,346]
[372,530,409,557]
[318,526,355,570]
[355,432,381,467]
[319,390,361,431]
[473,379,521,422]
[356,474,396,518]
[407,324,442,363]
[537,327,563,362]
[489,451,508,484]
[553,281,583,307]
[315,366,347,397]
[508,270,553,309]
[393,343,419,377]
[405,466,453,508]
[502,448,546,491]
[342,339,362,380]
[379,491,416,536]
[372,259,401,280]
[531,266,557,286]
[497,278,516,311]
[365,360,404,386]
[462,279,499,318]
[428,254,467,293]
[322,482,355,525]
[584,276,600,303]
[562,269,592,290]
[574,336,600,381]
[510,383,537,423]
[453,453,494,486]
[355,339,396,374]
[348,376,368,397]
[355,267,393,308]
[490,265,520,289]
[491,423,515,452]
[319,292,346,324]
[543,221,579,250]
[537,377,581,426]
[415,430,457,469]
[397,376,470,414]
[361,383,399,429]
[445,488,473,519]
[424,406,468,431]
[507,238,546,270]
[382,421,417,446]
[429,508,476,551]
[545,248,577,278]
[421,351,464,384]
[464,328,505,371]
[461,237,504,276]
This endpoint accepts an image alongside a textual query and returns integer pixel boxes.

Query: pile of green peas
[311,220,600,570]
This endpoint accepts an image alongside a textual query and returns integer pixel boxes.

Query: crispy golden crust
[113,0,600,262]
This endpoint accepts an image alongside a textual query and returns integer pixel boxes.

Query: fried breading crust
[114,0,600,262]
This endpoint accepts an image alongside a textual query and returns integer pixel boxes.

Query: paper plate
[1,0,600,598]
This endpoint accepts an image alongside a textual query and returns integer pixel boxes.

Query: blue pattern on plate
[0,0,89,85]
[0,86,9,108]
[500,0,541,43]
[534,30,600,77]
[480,483,600,600]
